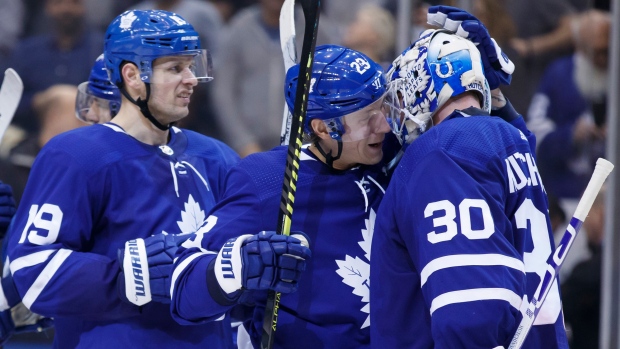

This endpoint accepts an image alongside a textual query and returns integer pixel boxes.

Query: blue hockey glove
[427,5,515,89]
[0,270,54,345]
[211,231,311,303]
[0,182,16,238]
[117,233,192,306]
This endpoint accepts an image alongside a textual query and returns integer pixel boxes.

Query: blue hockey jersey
[5,124,239,348]
[171,146,390,349]
[371,109,569,348]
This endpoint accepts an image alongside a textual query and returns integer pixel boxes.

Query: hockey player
[4,10,245,348]
[0,54,121,345]
[75,54,121,124]
[370,7,569,349]
[170,45,390,349]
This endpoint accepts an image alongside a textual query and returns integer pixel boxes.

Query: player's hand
[0,182,16,238]
[117,233,192,306]
[427,5,515,89]
[213,231,311,298]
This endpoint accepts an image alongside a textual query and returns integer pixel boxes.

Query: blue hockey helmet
[385,29,491,145]
[284,45,387,141]
[104,10,212,86]
[75,54,122,124]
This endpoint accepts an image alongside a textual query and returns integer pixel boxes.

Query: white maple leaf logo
[176,194,206,233]
[309,78,316,93]
[119,11,137,30]
[335,208,376,329]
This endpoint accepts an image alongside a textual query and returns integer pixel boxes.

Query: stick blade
[0,68,24,141]
[280,0,297,70]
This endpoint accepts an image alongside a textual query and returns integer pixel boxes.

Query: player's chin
[169,106,190,122]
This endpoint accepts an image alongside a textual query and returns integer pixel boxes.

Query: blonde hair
[357,4,396,61]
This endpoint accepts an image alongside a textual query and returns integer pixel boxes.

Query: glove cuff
[491,97,520,122]
[120,239,152,306]
[206,258,242,306]
[214,234,252,294]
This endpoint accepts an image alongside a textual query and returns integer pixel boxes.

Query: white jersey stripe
[22,249,72,309]
[420,254,525,287]
[430,288,523,315]
[170,252,207,298]
[10,250,56,274]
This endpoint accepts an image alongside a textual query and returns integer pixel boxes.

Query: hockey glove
[210,231,311,304]
[427,5,515,89]
[0,182,16,238]
[0,270,54,345]
[117,233,192,306]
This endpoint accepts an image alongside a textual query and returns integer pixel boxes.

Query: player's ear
[121,63,144,95]
[310,119,331,141]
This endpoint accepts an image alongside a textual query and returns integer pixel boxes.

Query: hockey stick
[261,0,321,348]
[279,0,297,146]
[0,69,24,142]
[508,158,614,349]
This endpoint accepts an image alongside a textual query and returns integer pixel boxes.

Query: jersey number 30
[424,198,562,325]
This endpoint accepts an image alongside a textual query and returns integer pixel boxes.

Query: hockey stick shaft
[508,158,614,349]
[0,69,24,142]
[279,0,297,146]
[261,1,321,348]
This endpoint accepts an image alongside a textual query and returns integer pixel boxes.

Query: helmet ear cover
[284,44,387,140]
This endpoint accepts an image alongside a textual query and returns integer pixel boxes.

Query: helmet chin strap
[120,83,170,131]
[314,139,343,168]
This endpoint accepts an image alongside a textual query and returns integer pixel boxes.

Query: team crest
[176,194,206,233]
[119,11,137,30]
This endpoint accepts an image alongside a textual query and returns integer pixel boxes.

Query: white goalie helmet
[385,29,491,145]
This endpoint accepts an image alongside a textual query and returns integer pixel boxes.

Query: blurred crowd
[0,0,613,348]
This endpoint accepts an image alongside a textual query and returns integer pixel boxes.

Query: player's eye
[169,65,183,73]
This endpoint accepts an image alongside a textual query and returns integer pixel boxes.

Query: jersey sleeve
[6,146,139,321]
[376,149,525,348]
[171,165,268,325]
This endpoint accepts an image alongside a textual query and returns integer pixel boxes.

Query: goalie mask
[75,54,121,124]
[284,45,387,142]
[385,29,491,145]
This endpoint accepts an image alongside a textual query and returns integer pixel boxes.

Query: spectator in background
[128,0,223,55]
[0,0,23,69]
[6,0,102,134]
[208,0,256,23]
[562,185,606,349]
[472,0,517,49]
[321,0,388,42]
[342,4,396,68]
[0,85,86,204]
[212,0,335,157]
[526,9,610,205]
[499,0,576,114]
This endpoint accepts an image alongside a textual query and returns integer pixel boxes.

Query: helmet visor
[320,95,390,142]
[75,82,118,124]
[151,50,213,84]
